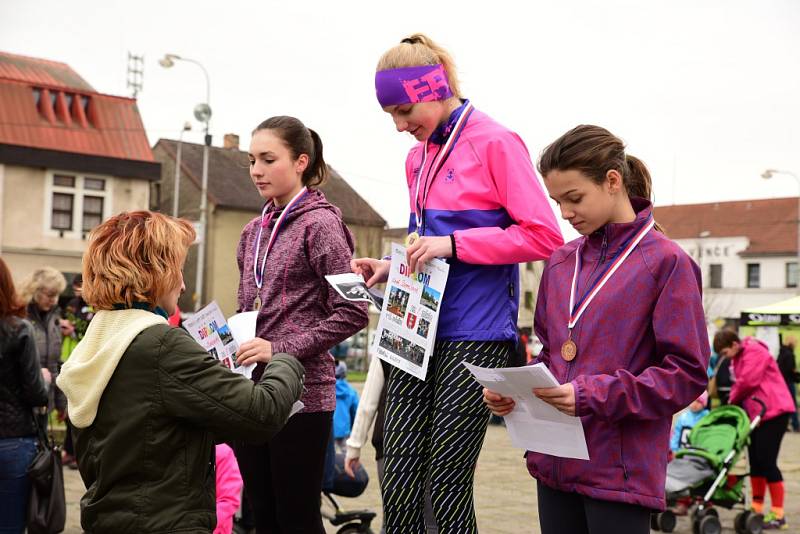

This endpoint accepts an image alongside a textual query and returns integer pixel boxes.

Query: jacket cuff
[571,378,585,418]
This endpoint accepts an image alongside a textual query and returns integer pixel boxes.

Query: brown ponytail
[376,33,462,98]
[538,125,662,231]
[252,116,328,188]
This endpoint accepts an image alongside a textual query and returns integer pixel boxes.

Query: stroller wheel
[735,511,748,533]
[745,512,764,534]
[697,515,722,534]
[650,513,661,531]
[657,511,677,532]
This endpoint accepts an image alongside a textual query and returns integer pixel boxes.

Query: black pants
[749,413,789,482]
[233,411,332,534]
[537,481,651,534]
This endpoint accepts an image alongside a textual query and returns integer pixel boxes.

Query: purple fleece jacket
[236,189,369,413]
[526,198,710,510]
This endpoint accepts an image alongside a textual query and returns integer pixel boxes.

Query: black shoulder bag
[27,411,66,534]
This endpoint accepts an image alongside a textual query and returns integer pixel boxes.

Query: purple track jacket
[526,199,710,510]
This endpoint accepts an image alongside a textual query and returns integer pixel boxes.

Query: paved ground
[62,393,800,533]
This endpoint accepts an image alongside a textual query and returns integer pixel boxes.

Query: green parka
[66,321,304,533]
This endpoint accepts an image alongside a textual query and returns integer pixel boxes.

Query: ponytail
[304,128,328,188]
[252,116,328,189]
[377,33,462,98]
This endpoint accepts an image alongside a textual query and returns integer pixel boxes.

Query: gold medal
[405,231,420,247]
[253,295,262,311]
[561,339,577,362]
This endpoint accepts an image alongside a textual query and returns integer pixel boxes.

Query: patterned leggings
[381,340,510,533]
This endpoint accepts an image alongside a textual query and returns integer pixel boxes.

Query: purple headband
[375,64,453,107]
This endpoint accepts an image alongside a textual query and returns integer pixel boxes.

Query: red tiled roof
[653,197,798,256]
[0,51,154,162]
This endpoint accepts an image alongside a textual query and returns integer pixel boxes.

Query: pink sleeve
[729,352,771,406]
[453,132,563,265]
[214,444,243,534]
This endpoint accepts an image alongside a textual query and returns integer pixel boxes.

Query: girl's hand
[534,383,576,416]
[344,456,361,478]
[406,236,452,273]
[483,388,515,416]
[236,338,273,366]
[351,258,390,287]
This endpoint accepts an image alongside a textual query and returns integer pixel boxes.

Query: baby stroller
[652,398,767,534]
[321,451,377,534]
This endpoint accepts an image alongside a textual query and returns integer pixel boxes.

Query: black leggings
[537,481,651,534]
[233,411,332,534]
[749,413,789,482]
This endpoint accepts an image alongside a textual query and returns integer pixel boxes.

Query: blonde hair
[18,266,67,304]
[82,211,195,310]
[376,33,462,99]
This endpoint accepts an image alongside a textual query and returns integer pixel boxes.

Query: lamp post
[172,121,192,217]
[762,169,800,293]
[160,54,212,311]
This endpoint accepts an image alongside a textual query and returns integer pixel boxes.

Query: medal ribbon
[413,100,474,234]
[567,217,655,330]
[253,187,308,289]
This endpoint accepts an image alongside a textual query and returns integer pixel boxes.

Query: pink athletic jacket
[404,103,563,341]
[729,337,795,422]
[214,444,242,534]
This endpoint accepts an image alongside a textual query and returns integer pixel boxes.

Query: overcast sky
[2,0,798,236]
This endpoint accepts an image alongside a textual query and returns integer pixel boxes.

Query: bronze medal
[405,231,420,247]
[253,295,262,311]
[561,339,577,362]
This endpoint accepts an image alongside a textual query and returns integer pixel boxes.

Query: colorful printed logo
[445,168,455,183]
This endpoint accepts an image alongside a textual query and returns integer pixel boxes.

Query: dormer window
[32,86,91,127]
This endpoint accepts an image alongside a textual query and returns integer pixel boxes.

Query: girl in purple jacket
[714,330,795,530]
[234,116,369,533]
[352,34,563,533]
[485,125,709,534]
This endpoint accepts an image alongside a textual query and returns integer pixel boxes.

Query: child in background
[670,391,710,453]
[214,444,243,534]
[334,360,359,449]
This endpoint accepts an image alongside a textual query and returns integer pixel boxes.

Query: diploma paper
[372,244,450,381]
[463,361,590,460]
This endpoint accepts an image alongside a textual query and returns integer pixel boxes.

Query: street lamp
[762,169,800,293]
[172,121,192,217]
[160,53,212,311]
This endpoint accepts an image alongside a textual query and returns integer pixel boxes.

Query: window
[709,264,723,289]
[524,290,534,310]
[51,193,73,230]
[788,262,799,289]
[47,173,110,238]
[82,196,104,231]
[746,263,760,288]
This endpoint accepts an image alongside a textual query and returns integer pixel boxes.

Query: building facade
[654,197,799,328]
[0,51,159,283]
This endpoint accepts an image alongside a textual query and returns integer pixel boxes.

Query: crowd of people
[0,32,797,534]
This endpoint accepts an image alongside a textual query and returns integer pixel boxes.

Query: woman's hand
[236,338,273,366]
[344,456,361,478]
[534,383,576,416]
[483,388,515,416]
[406,236,452,273]
[351,258,390,287]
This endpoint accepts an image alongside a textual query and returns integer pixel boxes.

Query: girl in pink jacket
[214,444,242,534]
[714,330,795,530]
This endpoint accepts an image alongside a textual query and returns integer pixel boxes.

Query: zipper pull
[600,232,608,263]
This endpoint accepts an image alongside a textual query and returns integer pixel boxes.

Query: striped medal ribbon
[252,186,309,310]
[407,100,474,247]
[562,217,655,361]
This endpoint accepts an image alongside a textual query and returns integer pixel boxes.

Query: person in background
[670,391,710,453]
[0,257,50,533]
[19,266,68,428]
[60,274,95,469]
[214,443,243,534]
[333,360,359,449]
[776,335,799,432]
[715,330,795,530]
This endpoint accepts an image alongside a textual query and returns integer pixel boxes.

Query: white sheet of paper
[463,361,590,460]
[290,401,304,417]
[226,311,259,378]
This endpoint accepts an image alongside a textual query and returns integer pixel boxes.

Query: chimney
[223,133,240,150]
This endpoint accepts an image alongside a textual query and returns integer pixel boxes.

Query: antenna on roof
[127,52,144,98]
